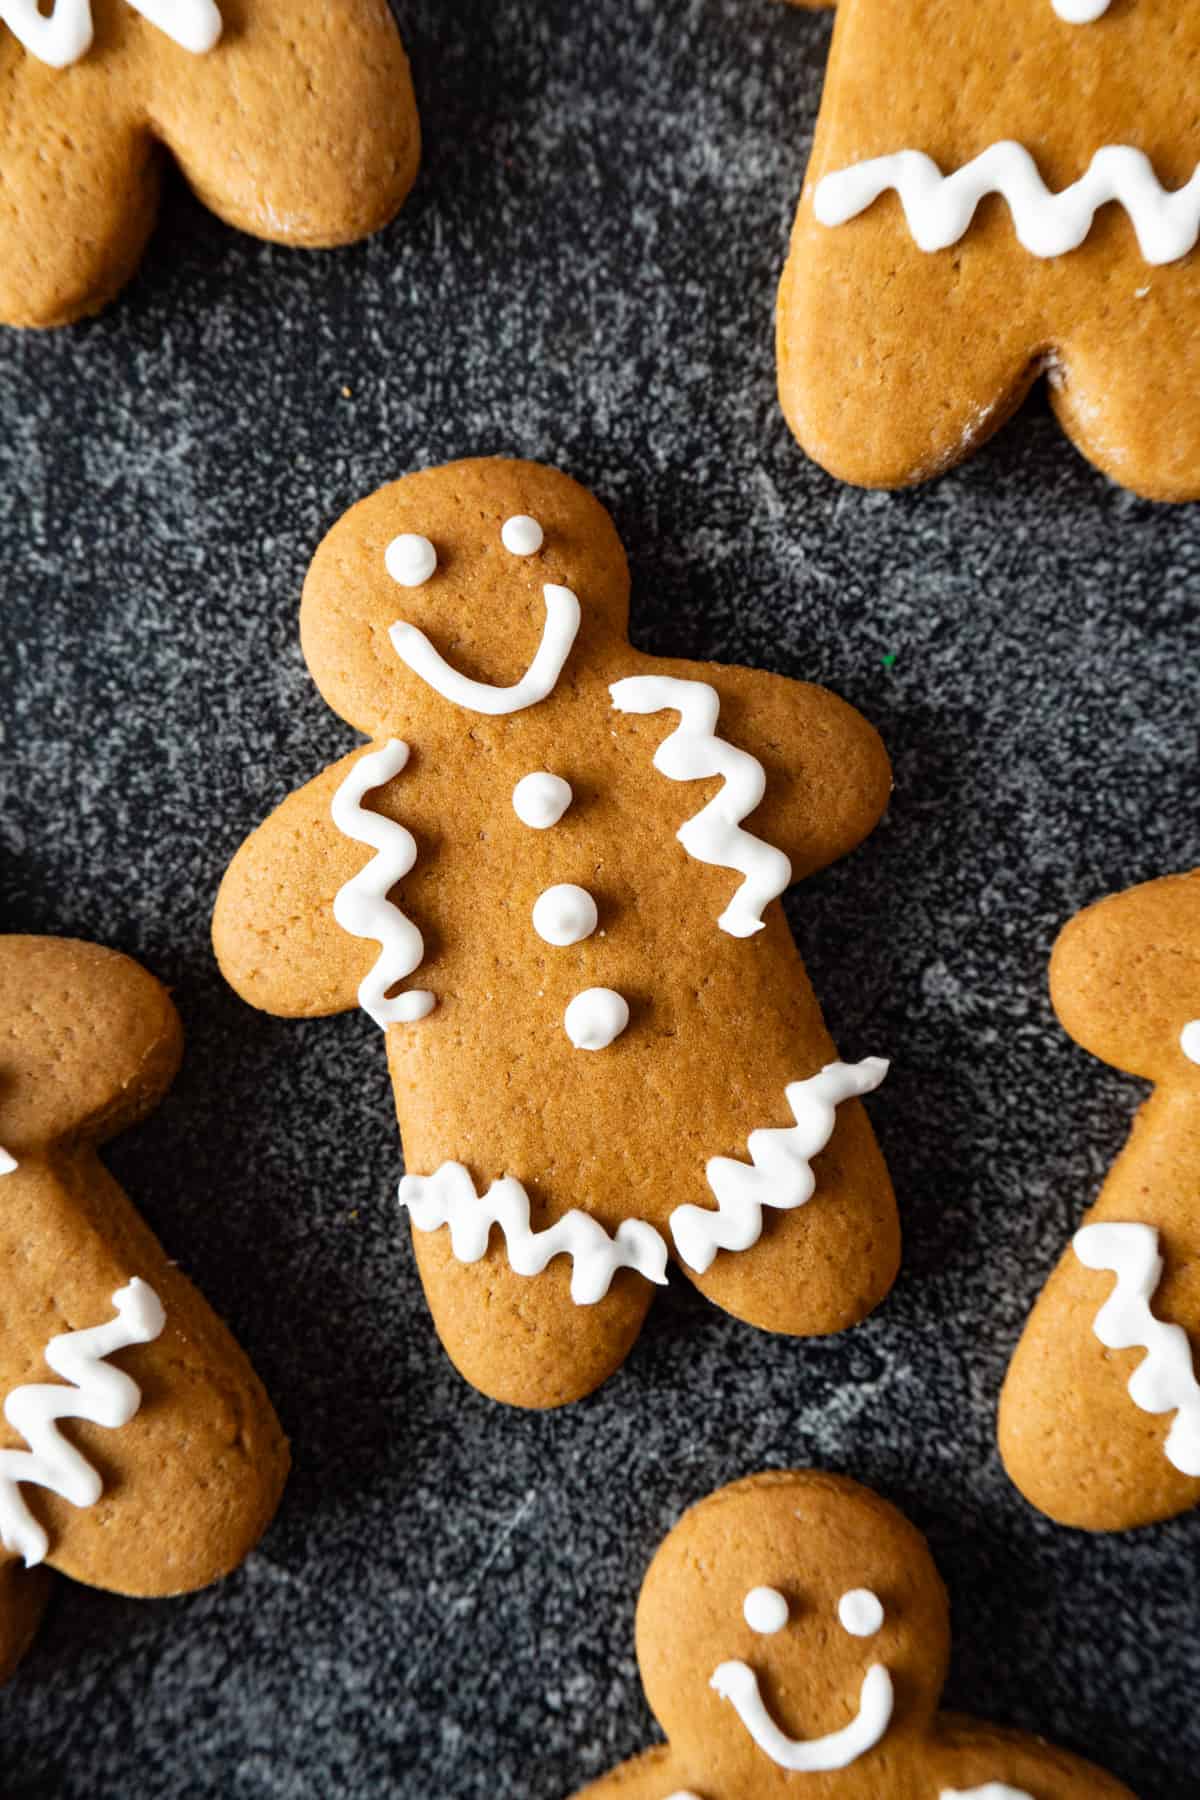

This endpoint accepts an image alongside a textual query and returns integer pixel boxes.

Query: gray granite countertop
[2,2,1198,1796]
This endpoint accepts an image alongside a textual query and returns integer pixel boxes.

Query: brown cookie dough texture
[0,937,289,1680]
[777,0,1200,499]
[213,456,899,1409]
[570,1470,1137,1799]
[999,869,1200,1530]
[0,0,419,328]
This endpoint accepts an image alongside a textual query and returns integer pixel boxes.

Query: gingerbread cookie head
[777,0,1200,498]
[216,457,897,1408]
[0,0,419,328]
[571,1471,1137,1800]
[1000,869,1200,1530]
[0,937,288,1676]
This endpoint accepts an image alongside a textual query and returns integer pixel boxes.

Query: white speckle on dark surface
[0,2,1198,1797]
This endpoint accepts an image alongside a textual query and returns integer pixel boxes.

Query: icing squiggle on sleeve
[331,740,435,1030]
[609,676,792,938]
[814,143,1200,267]
[0,1280,165,1568]
[398,1162,669,1305]
[1074,1222,1200,1476]
[389,584,580,715]
[1,0,221,68]
[671,1059,888,1273]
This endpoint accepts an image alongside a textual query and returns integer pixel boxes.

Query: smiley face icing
[1000,868,1200,1531]
[0,0,419,328]
[213,457,899,1409]
[567,1472,1138,1800]
[776,0,1200,499]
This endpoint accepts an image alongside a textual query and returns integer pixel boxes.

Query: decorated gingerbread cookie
[999,869,1200,1531]
[777,0,1200,499]
[213,456,898,1408]
[0,0,419,328]
[0,936,289,1679]
[571,1470,1136,1799]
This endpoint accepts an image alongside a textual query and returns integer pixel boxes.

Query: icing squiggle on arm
[1074,1222,1200,1476]
[0,1148,16,1176]
[389,585,580,715]
[1,0,221,68]
[331,740,435,1029]
[398,1163,668,1305]
[941,1786,1035,1800]
[1053,0,1109,17]
[0,1280,165,1568]
[814,143,1200,266]
[609,676,791,938]
[671,1059,888,1273]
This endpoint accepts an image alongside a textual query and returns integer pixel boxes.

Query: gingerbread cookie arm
[570,1744,707,1800]
[931,1712,1139,1799]
[214,743,439,1022]
[144,0,420,248]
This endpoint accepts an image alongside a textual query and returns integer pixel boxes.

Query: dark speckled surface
[1,2,1199,1796]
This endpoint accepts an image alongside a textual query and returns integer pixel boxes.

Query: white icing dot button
[384,533,437,588]
[838,1588,884,1638]
[513,772,572,829]
[565,988,629,1050]
[1181,1019,1200,1065]
[501,514,544,556]
[743,1586,789,1635]
[533,884,598,947]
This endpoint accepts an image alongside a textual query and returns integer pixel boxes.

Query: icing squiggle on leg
[331,740,435,1030]
[671,1059,888,1273]
[398,1162,669,1305]
[815,143,1200,267]
[609,676,792,938]
[1074,1222,1200,1476]
[0,1280,166,1568]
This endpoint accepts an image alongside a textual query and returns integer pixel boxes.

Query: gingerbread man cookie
[213,457,899,1409]
[999,869,1200,1531]
[0,0,419,328]
[0,936,289,1679]
[777,0,1200,499]
[570,1470,1136,1800]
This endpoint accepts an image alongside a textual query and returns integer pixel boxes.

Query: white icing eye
[742,1586,789,1635]
[513,772,572,829]
[837,1588,884,1638]
[1181,1020,1200,1065]
[384,533,437,588]
[564,988,629,1050]
[532,885,598,947]
[501,514,544,556]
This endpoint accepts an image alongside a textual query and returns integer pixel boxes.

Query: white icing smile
[711,1585,893,1772]
[389,582,580,715]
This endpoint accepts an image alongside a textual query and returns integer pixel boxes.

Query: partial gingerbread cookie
[0,0,419,328]
[777,0,1200,499]
[999,869,1200,1531]
[214,457,898,1409]
[571,1470,1137,1800]
[0,936,289,1679]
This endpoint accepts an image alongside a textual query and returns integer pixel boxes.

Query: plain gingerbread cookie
[999,869,1200,1531]
[0,0,419,328]
[776,0,1200,499]
[570,1470,1137,1800]
[0,936,289,1680]
[213,456,899,1409]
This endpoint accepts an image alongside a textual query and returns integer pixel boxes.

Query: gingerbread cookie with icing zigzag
[0,0,419,328]
[213,456,899,1409]
[776,0,1200,498]
[0,936,288,1681]
[569,1470,1136,1800]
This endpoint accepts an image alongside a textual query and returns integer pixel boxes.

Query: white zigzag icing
[609,675,792,938]
[0,1147,16,1176]
[0,1280,165,1567]
[1,0,221,68]
[814,142,1200,267]
[671,1059,889,1274]
[331,739,435,1030]
[1074,1222,1200,1477]
[398,1163,669,1305]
